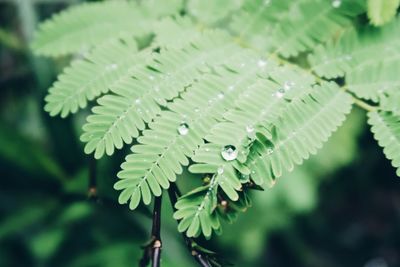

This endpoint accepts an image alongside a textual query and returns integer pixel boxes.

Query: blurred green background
[1,1,400,267]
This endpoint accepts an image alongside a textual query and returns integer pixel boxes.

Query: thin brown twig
[139,196,163,267]
[151,196,162,267]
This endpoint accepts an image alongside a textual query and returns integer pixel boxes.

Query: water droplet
[246,125,256,139]
[135,99,141,104]
[217,166,224,174]
[246,125,255,133]
[241,174,250,181]
[221,145,238,161]
[228,85,235,91]
[194,107,200,112]
[217,92,224,99]
[257,59,267,68]
[275,88,285,98]
[283,81,294,91]
[267,148,274,155]
[332,0,341,8]
[106,63,118,70]
[177,122,189,136]
[148,75,155,80]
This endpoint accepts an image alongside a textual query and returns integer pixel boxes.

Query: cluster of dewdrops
[175,66,297,171]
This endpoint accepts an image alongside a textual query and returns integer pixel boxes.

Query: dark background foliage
[0,1,399,266]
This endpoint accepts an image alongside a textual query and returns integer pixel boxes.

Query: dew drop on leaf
[217,166,224,174]
[246,125,255,133]
[241,174,250,182]
[275,88,285,98]
[106,63,118,71]
[177,122,189,136]
[217,92,225,99]
[257,59,267,68]
[283,81,294,91]
[221,145,238,161]
[246,125,256,139]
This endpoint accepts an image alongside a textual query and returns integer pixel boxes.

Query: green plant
[32,0,400,266]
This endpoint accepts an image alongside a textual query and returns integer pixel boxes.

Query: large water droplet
[177,122,189,136]
[331,0,341,8]
[221,145,238,161]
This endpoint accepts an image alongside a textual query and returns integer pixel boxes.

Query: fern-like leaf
[248,83,353,185]
[173,174,252,238]
[31,1,151,57]
[346,61,400,102]
[44,38,148,117]
[367,0,400,26]
[81,32,247,159]
[114,53,271,210]
[309,18,400,79]
[231,0,363,57]
[368,111,400,176]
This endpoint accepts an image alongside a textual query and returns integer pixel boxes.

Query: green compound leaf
[368,111,400,176]
[367,0,400,26]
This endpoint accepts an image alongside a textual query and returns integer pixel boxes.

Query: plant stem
[140,196,163,267]
[168,184,212,267]
[151,196,162,267]
[352,97,377,112]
